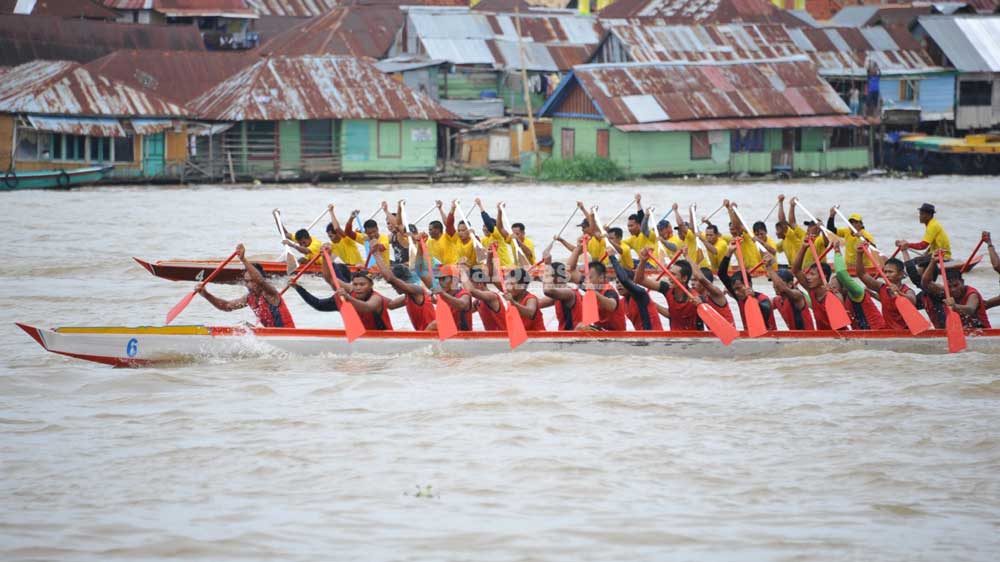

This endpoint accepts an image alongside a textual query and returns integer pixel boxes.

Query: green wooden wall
[340,119,438,173]
[551,117,869,176]
[279,121,301,170]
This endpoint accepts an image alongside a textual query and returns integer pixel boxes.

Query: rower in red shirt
[502,267,546,331]
[196,244,295,328]
[372,243,435,331]
[462,265,506,331]
[853,243,916,331]
[634,248,700,330]
[792,235,845,330]
[429,264,473,332]
[921,252,991,329]
[576,258,627,331]
[761,253,815,330]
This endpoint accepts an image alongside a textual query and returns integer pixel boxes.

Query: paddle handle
[731,206,768,254]
[961,238,985,273]
[705,203,725,222]
[936,251,951,300]
[279,250,324,295]
[606,199,634,227]
[793,199,832,244]
[647,253,697,301]
[806,237,828,284]
[861,243,892,287]
[412,204,437,225]
[762,200,779,223]
[734,237,750,286]
[834,207,879,252]
[203,249,241,286]
[306,207,328,231]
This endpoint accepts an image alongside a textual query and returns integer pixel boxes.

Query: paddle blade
[505,303,528,350]
[339,301,366,343]
[698,303,738,346]
[743,298,768,338]
[582,289,599,325]
[435,298,459,341]
[165,291,196,325]
[895,296,931,336]
[825,297,851,330]
[945,310,967,353]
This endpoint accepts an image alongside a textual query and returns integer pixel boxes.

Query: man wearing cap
[428,264,473,332]
[896,203,951,264]
[827,207,876,269]
[722,199,763,271]
[655,218,682,261]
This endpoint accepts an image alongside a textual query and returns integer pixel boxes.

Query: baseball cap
[848,213,862,222]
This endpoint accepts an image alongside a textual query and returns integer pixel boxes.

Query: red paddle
[961,238,985,273]
[166,249,239,324]
[279,250,325,296]
[805,237,850,330]
[495,250,527,349]
[734,238,767,337]
[937,251,967,353]
[860,244,929,335]
[647,254,738,345]
[581,236,599,325]
[655,248,684,281]
[322,248,365,343]
[418,238,458,341]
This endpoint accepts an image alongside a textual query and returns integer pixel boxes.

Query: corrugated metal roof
[26,115,126,137]
[0,14,205,67]
[406,8,602,71]
[598,0,804,26]
[85,50,254,104]
[374,55,448,73]
[567,57,851,127]
[131,118,174,134]
[0,60,187,117]
[243,0,336,17]
[919,15,1000,72]
[606,24,803,64]
[261,6,403,59]
[151,0,256,18]
[0,0,120,18]
[617,114,873,131]
[188,55,458,121]
[829,6,880,27]
[438,98,506,119]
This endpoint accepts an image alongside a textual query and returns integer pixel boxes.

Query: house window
[959,81,992,106]
[301,119,333,157]
[377,121,401,158]
[89,137,112,162]
[114,136,135,162]
[54,134,86,161]
[246,121,277,160]
[690,131,711,160]
[899,80,917,102]
[730,129,765,153]
[15,129,40,160]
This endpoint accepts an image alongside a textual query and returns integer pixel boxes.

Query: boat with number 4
[16,324,1000,367]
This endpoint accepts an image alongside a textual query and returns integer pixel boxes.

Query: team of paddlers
[194,194,998,335]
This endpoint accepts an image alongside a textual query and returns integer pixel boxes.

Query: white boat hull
[17,324,1000,367]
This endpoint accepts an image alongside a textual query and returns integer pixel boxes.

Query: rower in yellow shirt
[621,194,657,262]
[671,203,710,271]
[606,227,634,269]
[344,210,391,265]
[280,223,324,273]
[776,195,827,269]
[698,223,730,274]
[723,200,763,270]
[896,202,951,261]
[654,217,683,261]
[426,200,458,265]
[749,220,779,270]
[474,198,514,267]
[826,207,875,268]
[444,201,480,265]
[321,205,365,266]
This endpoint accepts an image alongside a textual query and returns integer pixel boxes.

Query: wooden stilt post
[515,7,540,175]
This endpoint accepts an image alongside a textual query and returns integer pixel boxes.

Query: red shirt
[878,284,912,331]
[357,290,393,330]
[248,293,295,328]
[661,281,699,331]
[703,294,735,327]
[844,291,887,330]
[554,291,583,331]
[773,293,815,330]
[518,293,546,331]
[957,286,991,328]
[449,288,474,331]
[809,288,832,330]
[737,292,777,331]
[625,295,663,331]
[594,285,627,331]
[404,293,435,331]
[476,298,506,331]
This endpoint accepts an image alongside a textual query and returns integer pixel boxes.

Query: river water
[2,177,999,561]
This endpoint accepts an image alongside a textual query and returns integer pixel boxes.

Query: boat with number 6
[16,323,1000,367]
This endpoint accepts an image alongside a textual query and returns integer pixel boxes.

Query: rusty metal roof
[261,6,403,59]
[188,55,458,121]
[0,0,121,19]
[560,57,850,127]
[0,14,205,67]
[0,59,188,117]
[85,49,255,104]
[602,22,943,77]
[617,114,873,131]
[405,8,602,71]
[100,0,255,15]
[243,0,337,17]
[598,0,804,25]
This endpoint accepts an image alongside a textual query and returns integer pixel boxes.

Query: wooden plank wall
[0,115,14,171]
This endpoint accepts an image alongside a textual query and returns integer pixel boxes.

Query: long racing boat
[17,324,1000,367]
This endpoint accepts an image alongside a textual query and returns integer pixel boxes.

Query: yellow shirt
[303,237,324,263]
[623,231,657,258]
[835,227,875,268]
[427,234,456,265]
[922,217,951,259]
[518,236,536,264]
[485,229,514,268]
[330,237,363,265]
[783,225,828,269]
[683,230,711,269]
[616,240,635,269]
[352,232,390,264]
[452,233,478,265]
[702,236,729,273]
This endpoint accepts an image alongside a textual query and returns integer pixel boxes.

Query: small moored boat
[17,323,1000,367]
[1,165,113,190]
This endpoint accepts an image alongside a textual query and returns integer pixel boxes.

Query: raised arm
[832,242,865,303]
[565,237,585,285]
[788,197,799,228]
[763,253,805,307]
[634,248,663,292]
[445,200,457,236]
[689,259,725,304]
[791,236,810,287]
[338,288,383,315]
[462,268,500,309]
[373,243,421,298]
[777,194,787,226]
[673,203,687,240]
[985,232,999,274]
[854,243,881,292]
[639,206,651,238]
[725,200,745,235]
[920,252,944,297]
